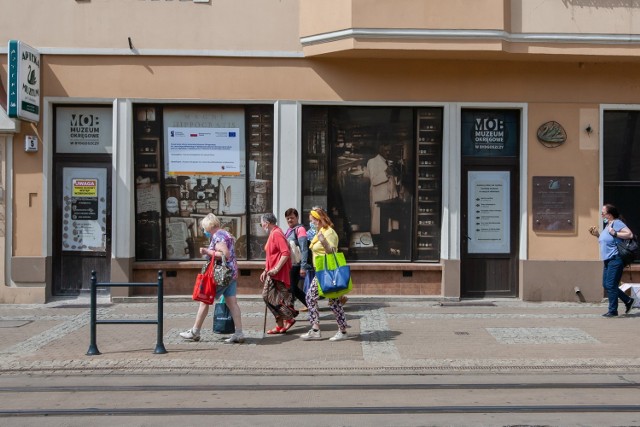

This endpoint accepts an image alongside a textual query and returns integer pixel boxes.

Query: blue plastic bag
[212,295,235,334]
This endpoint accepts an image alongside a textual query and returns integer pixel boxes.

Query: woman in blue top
[589,204,635,317]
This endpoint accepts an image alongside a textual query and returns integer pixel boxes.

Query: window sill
[132,260,442,271]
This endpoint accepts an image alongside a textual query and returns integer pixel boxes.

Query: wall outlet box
[25,135,38,152]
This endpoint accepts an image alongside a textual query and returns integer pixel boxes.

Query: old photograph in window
[328,106,415,260]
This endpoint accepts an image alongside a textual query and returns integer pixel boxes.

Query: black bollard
[154,270,167,354]
[86,270,101,356]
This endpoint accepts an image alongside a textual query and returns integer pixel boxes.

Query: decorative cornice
[300,28,640,46]
[0,47,304,58]
[1,29,637,58]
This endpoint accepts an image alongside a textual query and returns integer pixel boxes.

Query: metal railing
[86,270,167,356]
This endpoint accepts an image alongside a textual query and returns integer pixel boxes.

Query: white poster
[467,171,510,254]
[62,167,107,252]
[218,177,246,215]
[167,127,240,175]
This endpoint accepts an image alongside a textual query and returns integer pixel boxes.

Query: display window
[604,110,640,261]
[301,106,443,261]
[133,104,273,261]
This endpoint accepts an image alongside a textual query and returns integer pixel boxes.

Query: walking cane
[261,276,268,338]
[262,304,268,338]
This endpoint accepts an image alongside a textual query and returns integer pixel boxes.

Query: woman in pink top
[260,213,298,334]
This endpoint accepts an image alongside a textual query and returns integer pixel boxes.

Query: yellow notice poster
[72,179,97,197]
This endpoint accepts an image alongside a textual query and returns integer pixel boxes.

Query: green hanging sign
[7,40,40,123]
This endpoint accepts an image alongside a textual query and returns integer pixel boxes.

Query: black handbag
[617,236,639,266]
[214,253,233,288]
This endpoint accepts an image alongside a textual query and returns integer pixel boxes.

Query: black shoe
[625,298,635,314]
[602,312,618,318]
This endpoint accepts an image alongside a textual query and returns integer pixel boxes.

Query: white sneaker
[224,333,245,344]
[301,329,321,341]
[329,330,348,342]
[179,329,200,342]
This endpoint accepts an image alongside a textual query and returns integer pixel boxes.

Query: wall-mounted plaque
[537,121,567,148]
[532,176,574,232]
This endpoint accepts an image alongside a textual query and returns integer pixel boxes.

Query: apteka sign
[7,40,40,123]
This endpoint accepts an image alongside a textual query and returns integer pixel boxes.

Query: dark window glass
[604,110,640,248]
[302,106,443,262]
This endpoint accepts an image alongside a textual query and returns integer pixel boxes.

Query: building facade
[1,0,640,303]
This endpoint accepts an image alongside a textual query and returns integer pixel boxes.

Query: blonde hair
[201,213,221,230]
[311,207,333,228]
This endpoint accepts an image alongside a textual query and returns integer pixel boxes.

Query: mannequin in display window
[363,143,398,235]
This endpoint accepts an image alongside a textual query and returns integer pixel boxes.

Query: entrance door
[53,161,111,295]
[461,165,519,297]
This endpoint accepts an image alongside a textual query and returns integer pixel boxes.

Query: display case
[135,137,160,181]
[248,107,273,181]
[246,105,274,259]
[134,131,163,260]
[301,107,328,220]
[415,108,443,261]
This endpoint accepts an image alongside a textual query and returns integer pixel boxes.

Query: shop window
[301,106,443,261]
[133,104,273,261]
[604,110,640,252]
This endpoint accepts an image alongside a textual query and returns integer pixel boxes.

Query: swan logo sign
[7,40,40,123]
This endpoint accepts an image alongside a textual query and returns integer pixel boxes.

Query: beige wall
[300,0,507,37]
[520,261,603,302]
[2,0,639,57]
[513,0,640,34]
[527,103,600,261]
[12,124,43,257]
[39,57,640,104]
[0,0,301,52]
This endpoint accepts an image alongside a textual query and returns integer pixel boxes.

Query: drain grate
[454,331,470,335]
[439,302,497,307]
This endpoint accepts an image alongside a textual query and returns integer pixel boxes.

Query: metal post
[154,270,167,354]
[86,270,101,356]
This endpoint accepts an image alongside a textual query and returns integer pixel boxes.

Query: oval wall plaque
[537,121,567,148]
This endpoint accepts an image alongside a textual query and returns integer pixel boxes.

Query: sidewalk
[1,296,640,376]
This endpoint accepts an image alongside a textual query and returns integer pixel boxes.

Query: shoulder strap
[287,225,302,240]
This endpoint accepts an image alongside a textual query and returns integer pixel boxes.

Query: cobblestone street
[2,297,640,375]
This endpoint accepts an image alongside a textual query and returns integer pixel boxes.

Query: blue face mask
[204,231,211,239]
[309,223,316,231]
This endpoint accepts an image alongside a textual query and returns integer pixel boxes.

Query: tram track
[1,381,640,393]
[2,380,640,418]
[3,404,640,417]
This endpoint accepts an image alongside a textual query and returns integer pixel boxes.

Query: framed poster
[467,171,510,254]
[61,167,107,252]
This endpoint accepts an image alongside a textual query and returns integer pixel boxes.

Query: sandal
[282,319,296,332]
[266,326,286,335]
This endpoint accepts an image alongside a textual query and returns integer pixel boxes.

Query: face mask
[204,231,211,239]
[261,223,269,233]
[309,223,316,231]
[603,218,608,226]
